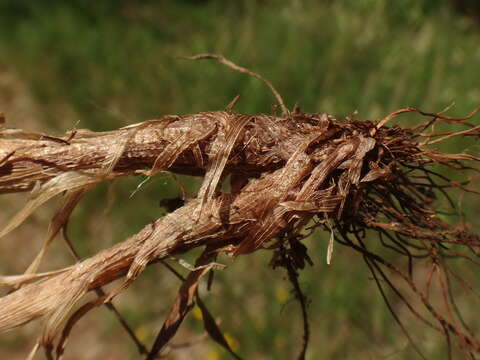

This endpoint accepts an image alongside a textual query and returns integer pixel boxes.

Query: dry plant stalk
[1,55,480,359]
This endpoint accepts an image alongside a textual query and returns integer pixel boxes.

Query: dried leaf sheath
[1,108,480,357]
[0,112,321,194]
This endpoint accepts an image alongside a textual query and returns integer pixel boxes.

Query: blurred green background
[0,0,479,359]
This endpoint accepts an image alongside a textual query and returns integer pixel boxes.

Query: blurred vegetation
[0,0,479,359]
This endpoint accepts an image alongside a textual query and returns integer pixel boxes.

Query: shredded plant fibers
[0,55,480,359]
